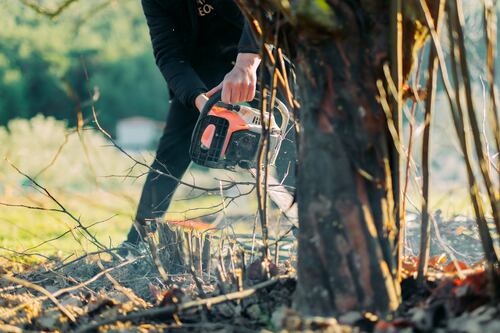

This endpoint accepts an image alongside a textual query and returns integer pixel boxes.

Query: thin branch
[186,231,207,298]
[419,0,499,264]
[449,0,500,238]
[399,45,425,281]
[6,163,107,251]
[74,275,291,333]
[21,215,117,255]
[18,0,79,18]
[34,131,71,179]
[483,0,500,186]
[1,274,76,322]
[418,0,445,286]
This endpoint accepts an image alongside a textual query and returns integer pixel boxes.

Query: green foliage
[295,0,342,33]
[0,0,169,134]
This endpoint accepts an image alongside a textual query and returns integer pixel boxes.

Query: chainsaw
[190,90,298,228]
[190,90,290,170]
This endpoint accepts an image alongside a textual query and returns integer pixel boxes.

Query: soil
[0,213,499,333]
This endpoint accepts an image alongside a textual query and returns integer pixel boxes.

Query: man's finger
[206,83,222,97]
[233,85,245,104]
[221,82,232,104]
[246,83,256,102]
[241,82,253,103]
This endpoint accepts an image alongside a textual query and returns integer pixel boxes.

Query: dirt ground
[0,213,499,333]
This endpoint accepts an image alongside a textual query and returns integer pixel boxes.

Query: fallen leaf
[401,256,418,277]
[455,226,466,235]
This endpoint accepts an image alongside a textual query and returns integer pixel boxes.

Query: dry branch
[418,0,446,286]
[419,0,499,264]
[74,275,291,332]
[483,0,500,185]
[448,0,500,237]
[18,0,79,18]
[0,258,140,320]
[0,274,76,322]
[3,163,107,251]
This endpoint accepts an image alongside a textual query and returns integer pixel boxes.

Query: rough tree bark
[293,2,401,315]
[240,0,434,316]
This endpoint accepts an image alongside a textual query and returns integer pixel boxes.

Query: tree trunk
[155,0,433,316]
[293,23,401,315]
[238,1,433,317]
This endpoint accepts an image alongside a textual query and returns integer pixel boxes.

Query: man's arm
[205,20,261,105]
[238,20,260,54]
[141,0,207,109]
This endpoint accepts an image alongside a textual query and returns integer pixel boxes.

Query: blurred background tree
[0,0,169,135]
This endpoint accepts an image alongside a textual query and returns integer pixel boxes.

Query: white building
[116,117,163,151]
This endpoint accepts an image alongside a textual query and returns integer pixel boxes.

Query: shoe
[117,241,140,258]
[117,225,143,258]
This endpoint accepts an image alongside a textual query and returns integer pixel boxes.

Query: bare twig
[391,0,404,279]
[419,0,499,264]
[448,0,500,238]
[53,247,124,271]
[417,0,445,286]
[34,131,71,179]
[74,275,291,333]
[5,163,106,250]
[186,231,206,298]
[1,274,76,322]
[21,215,116,255]
[17,0,79,18]
[399,44,425,281]
[483,0,500,185]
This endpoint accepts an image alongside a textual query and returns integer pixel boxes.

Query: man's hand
[207,53,261,104]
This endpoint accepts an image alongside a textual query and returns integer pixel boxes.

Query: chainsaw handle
[200,90,224,118]
[200,90,290,133]
[274,98,290,136]
[191,89,291,168]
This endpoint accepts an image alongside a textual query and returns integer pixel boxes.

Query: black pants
[126,95,296,245]
[125,98,197,243]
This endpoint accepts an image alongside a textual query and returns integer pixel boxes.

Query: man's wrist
[235,53,261,70]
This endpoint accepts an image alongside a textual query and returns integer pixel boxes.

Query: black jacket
[141,0,259,108]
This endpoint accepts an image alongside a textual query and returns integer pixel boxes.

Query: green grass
[0,186,243,261]
[0,189,135,258]
[0,116,258,262]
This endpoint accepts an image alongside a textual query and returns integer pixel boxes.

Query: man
[123,0,261,246]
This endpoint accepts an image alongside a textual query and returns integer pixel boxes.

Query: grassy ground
[0,184,478,264]
[0,116,260,261]
[0,186,255,261]
[1,189,136,259]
